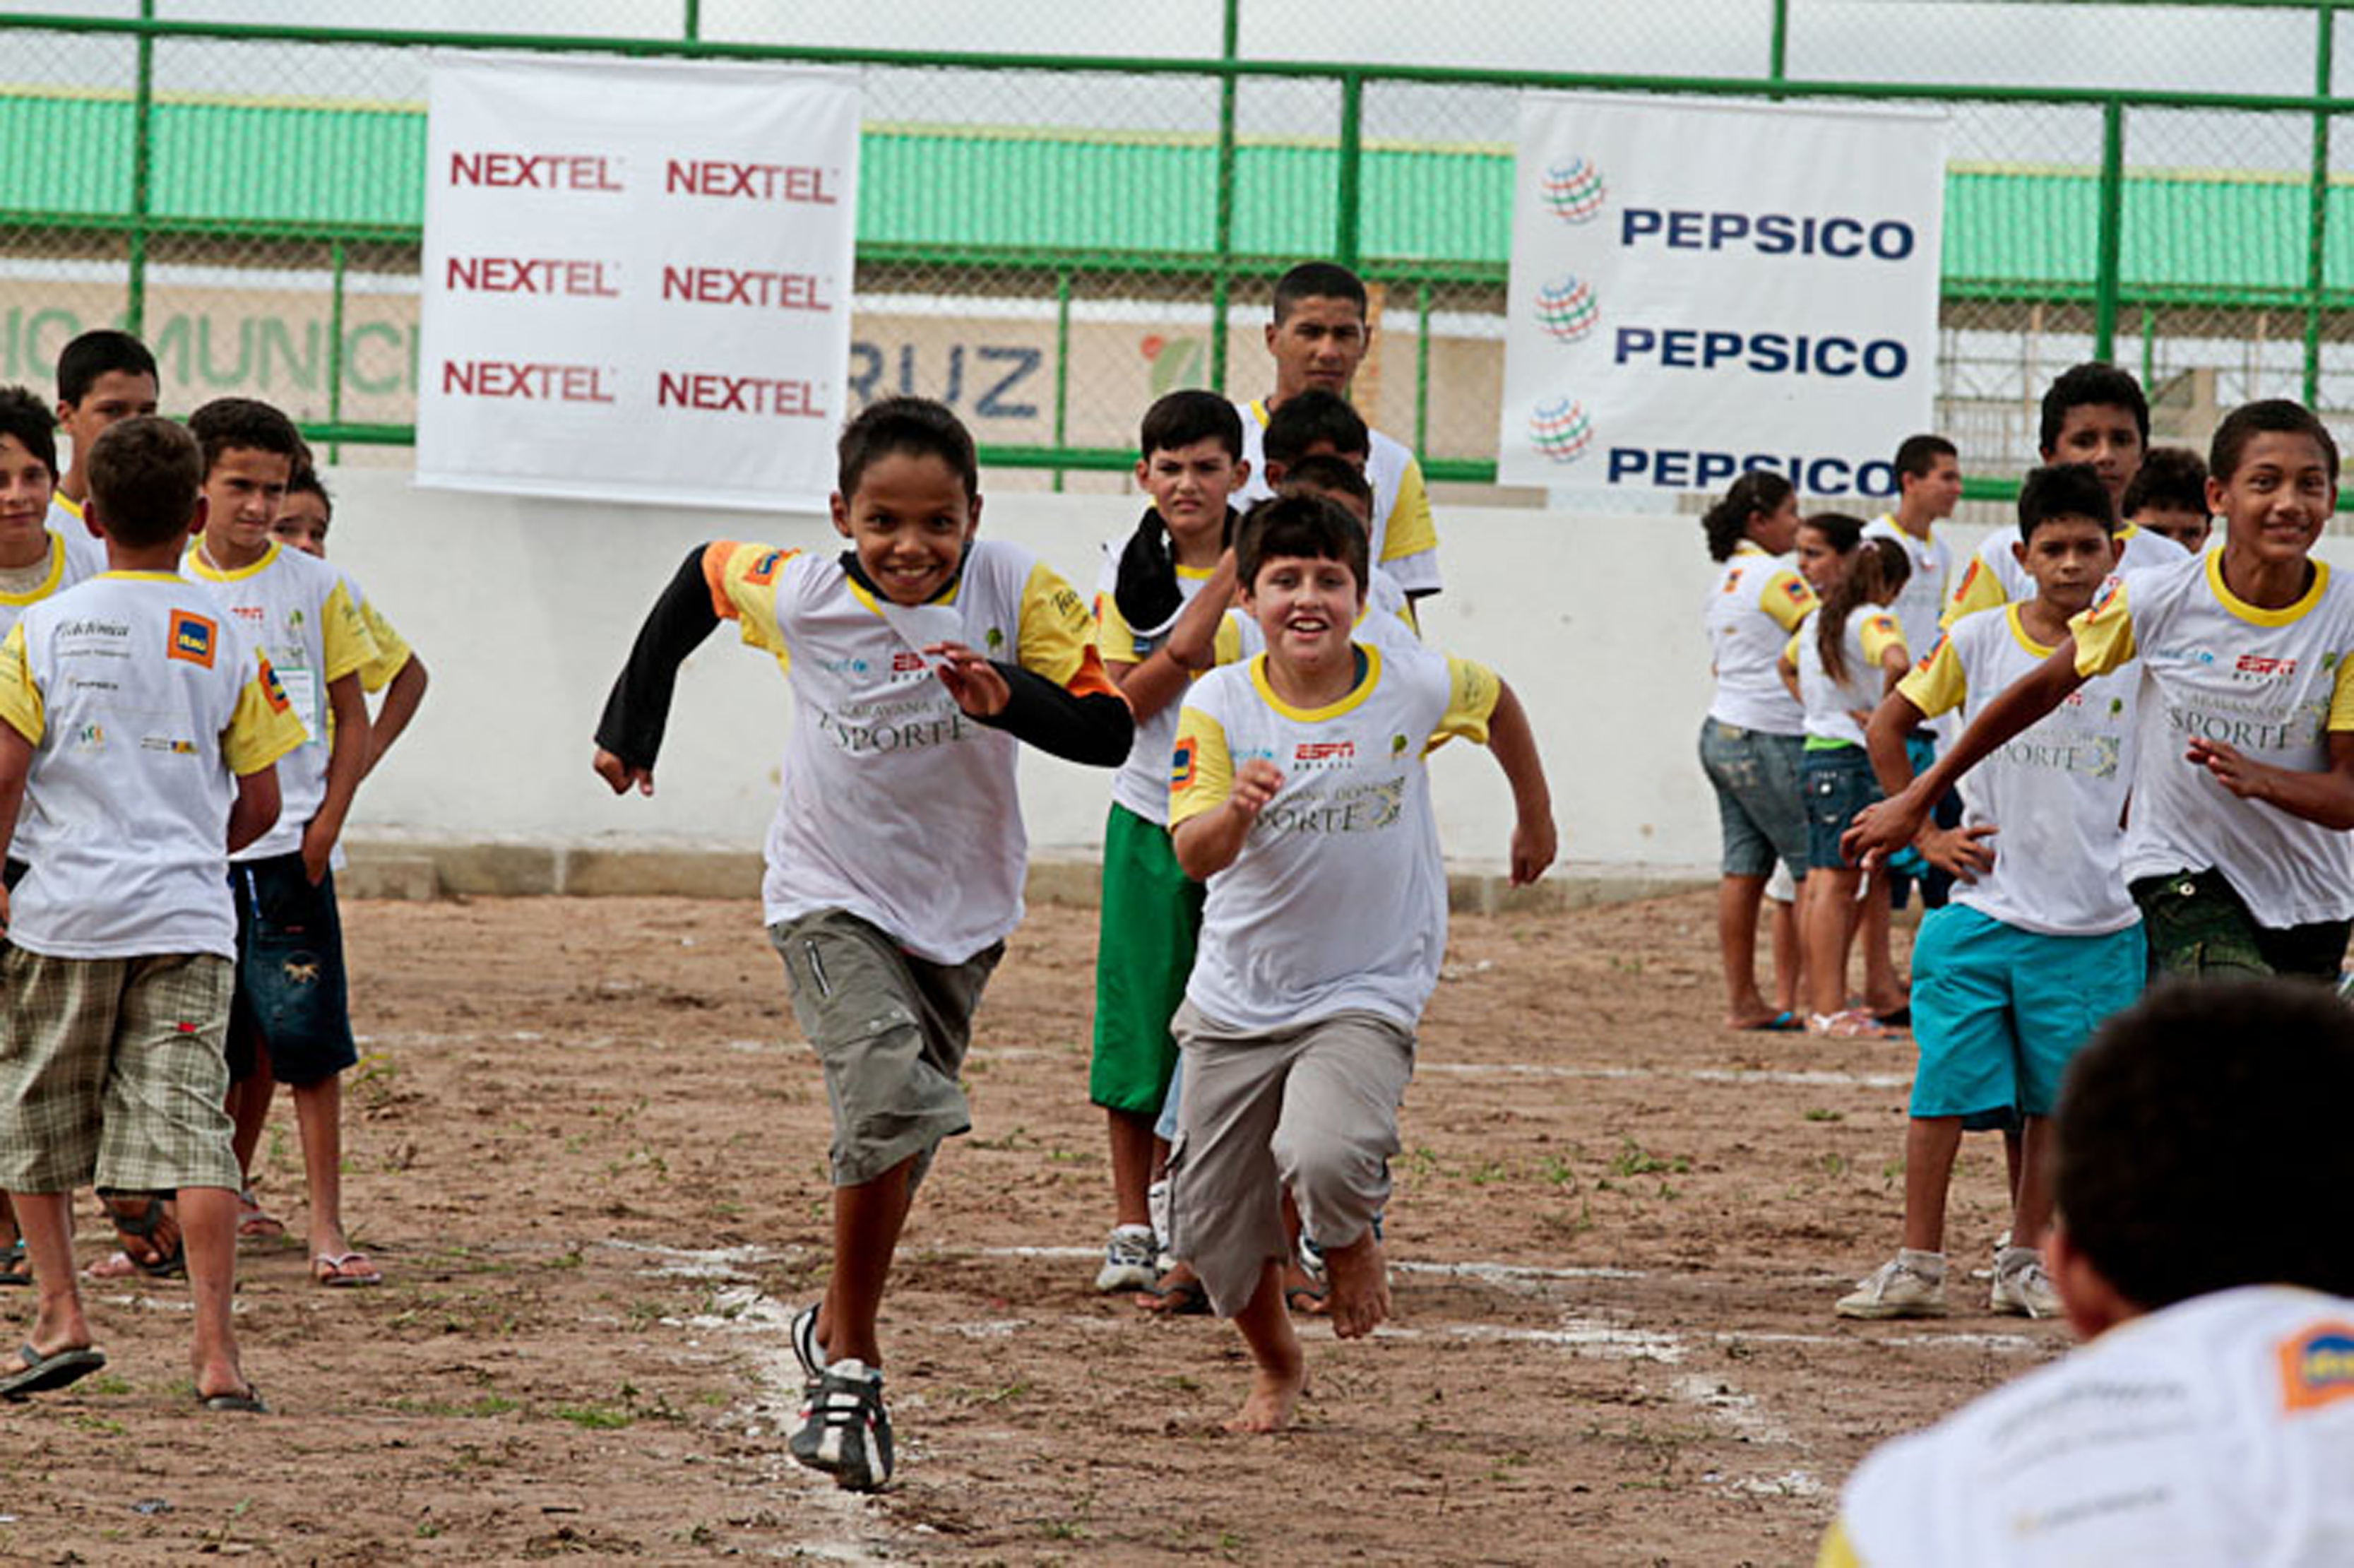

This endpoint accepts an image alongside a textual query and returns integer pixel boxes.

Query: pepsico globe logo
[1535,275,1598,342]
[1529,398,1594,463]
[1542,157,1607,222]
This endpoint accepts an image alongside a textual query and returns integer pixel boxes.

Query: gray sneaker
[1990,1247,2062,1319]
[1095,1224,1158,1293]
[1836,1254,1951,1319]
[789,1358,893,1491]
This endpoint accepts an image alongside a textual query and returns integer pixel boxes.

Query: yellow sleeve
[355,596,413,694]
[1858,612,1908,668]
[1942,552,2009,630]
[1211,613,1244,668]
[1167,703,1234,828]
[1379,458,1439,566]
[1784,627,1806,669]
[222,651,309,776]
[0,622,42,747]
[1761,569,1817,634]
[2069,577,2139,677]
[2329,648,2354,732]
[1018,559,1120,698]
[1814,1517,1866,1568]
[1896,631,1967,719]
[1093,586,1143,664]
[700,540,798,661]
[1431,656,1502,748]
[318,578,381,685]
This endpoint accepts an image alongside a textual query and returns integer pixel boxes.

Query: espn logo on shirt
[1292,740,1357,770]
[167,610,217,668]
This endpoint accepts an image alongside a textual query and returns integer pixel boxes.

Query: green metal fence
[1,3,2350,501]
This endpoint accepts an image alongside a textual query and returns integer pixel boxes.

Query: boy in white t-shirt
[1837,465,2144,1323]
[1164,494,1555,1433]
[47,331,158,535]
[1851,400,2354,982]
[0,415,304,1411]
[593,398,1132,1490]
[2120,446,2213,556]
[1821,980,2354,1567]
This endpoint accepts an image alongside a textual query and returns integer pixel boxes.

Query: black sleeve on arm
[973,662,1134,767]
[593,545,724,771]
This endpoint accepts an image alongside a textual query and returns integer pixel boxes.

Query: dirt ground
[0,891,2061,1566]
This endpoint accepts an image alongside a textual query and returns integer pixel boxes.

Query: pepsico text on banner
[1619,210,1917,259]
[446,152,624,191]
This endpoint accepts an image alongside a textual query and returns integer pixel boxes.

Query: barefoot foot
[1224,1350,1307,1434]
[1323,1233,1391,1340]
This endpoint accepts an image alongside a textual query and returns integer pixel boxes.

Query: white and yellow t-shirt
[182,540,378,861]
[706,537,1115,966]
[1900,605,2140,936]
[1094,552,1242,826]
[1170,643,1498,1033]
[0,527,109,643]
[1862,516,1951,663]
[1706,542,1815,735]
[43,492,86,540]
[1230,562,1421,661]
[1790,605,1908,749]
[0,571,305,958]
[1235,398,1441,594]
[1946,522,2189,630]
[1824,1285,2354,1568]
[2071,550,2354,928]
[338,571,415,695]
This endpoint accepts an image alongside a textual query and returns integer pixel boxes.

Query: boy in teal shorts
[1838,464,2144,1321]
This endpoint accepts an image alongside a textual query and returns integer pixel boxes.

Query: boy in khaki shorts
[1165,494,1555,1432]
[0,416,304,1409]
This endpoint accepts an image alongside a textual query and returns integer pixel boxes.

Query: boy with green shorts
[0,415,304,1410]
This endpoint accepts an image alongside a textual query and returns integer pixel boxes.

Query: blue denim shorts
[1697,720,1809,881]
[226,853,357,1088]
[1801,744,1883,870]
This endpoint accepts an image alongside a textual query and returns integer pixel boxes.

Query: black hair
[86,415,201,548]
[285,463,332,518]
[1262,388,1369,468]
[1808,517,1906,684]
[57,328,157,407]
[186,397,302,477]
[2056,979,2354,1310]
[1701,470,1795,563]
[1139,389,1242,462]
[2016,463,2117,544]
[1271,261,1368,326]
[838,396,977,503]
[2209,398,2341,490]
[2040,362,2150,454]
[0,386,59,479]
[1893,433,1956,481]
[1235,492,1367,595]
[1278,453,1374,516]
[2120,446,2209,521]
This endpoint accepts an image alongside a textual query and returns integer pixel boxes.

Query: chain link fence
[1,3,2348,499]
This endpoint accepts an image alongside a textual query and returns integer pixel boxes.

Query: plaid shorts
[0,949,242,1194]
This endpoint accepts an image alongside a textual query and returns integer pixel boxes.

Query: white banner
[1498,93,1948,499]
[416,54,860,513]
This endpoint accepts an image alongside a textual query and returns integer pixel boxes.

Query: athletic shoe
[1146,1179,1172,1261]
[1990,1247,2062,1319]
[1296,1230,1328,1288]
[1835,1254,1950,1319]
[790,1302,827,1384]
[789,1358,893,1491]
[1095,1224,1158,1293]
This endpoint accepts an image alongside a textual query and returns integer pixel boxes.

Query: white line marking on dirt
[1416,1061,1909,1089]
[603,1240,787,1278]
[974,1245,1646,1284]
[1720,1328,2045,1355]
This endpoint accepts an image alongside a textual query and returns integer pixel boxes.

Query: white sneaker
[1146,1179,1172,1262]
[1990,1247,2062,1319]
[1094,1224,1158,1293]
[1836,1253,1950,1319]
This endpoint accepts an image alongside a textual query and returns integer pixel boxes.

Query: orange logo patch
[2278,1322,2354,1413]
[168,610,217,668]
[744,549,786,587]
[256,655,292,713]
[1171,739,1196,790]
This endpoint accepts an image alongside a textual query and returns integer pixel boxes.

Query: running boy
[593,397,1131,1490]
[0,415,304,1410]
[1235,262,1441,598]
[2122,446,2212,554]
[49,331,159,534]
[181,398,383,1288]
[1087,391,1248,1295]
[1850,400,2354,981]
[1164,494,1554,1432]
[1836,465,2143,1322]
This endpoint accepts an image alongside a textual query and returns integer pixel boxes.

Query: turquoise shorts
[1908,903,2146,1119]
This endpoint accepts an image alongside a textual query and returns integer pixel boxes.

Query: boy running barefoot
[593,398,1131,1490]
[1836,466,2144,1322]
[1850,400,2354,981]
[1165,495,1555,1432]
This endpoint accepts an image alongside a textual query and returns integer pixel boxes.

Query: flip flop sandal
[0,1238,30,1288]
[97,1192,184,1279]
[1733,1011,1805,1033]
[1134,1272,1210,1315]
[197,1384,269,1414]
[236,1189,286,1241]
[313,1252,384,1288]
[0,1341,106,1401]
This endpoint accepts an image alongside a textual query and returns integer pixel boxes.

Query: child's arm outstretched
[2186,732,2354,829]
[929,641,1134,765]
[1862,687,1997,881]
[1171,758,1281,881]
[1482,679,1556,886]
[593,546,729,796]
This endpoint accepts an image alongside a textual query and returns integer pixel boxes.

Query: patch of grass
[550,1402,634,1430]
[1466,1159,1511,1187]
[85,1372,133,1396]
[1803,1107,1844,1123]
[1538,1154,1579,1189]
[389,1393,520,1419]
[1608,1139,1691,1178]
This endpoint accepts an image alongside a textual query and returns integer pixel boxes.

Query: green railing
[1,3,2350,495]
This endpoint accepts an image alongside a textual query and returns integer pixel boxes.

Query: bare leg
[0,1192,17,1250]
[1105,1107,1157,1230]
[816,1156,917,1369]
[1900,1117,1964,1254]
[1716,874,1778,1026]
[177,1186,248,1401]
[291,1076,352,1261]
[1321,1228,1390,1341]
[1226,1259,1306,1435]
[2009,1116,2056,1250]
[227,1060,275,1181]
[2001,1127,2024,1207]
[1860,869,1906,1015]
[1769,895,1802,1016]
[1803,869,1861,1021]
[4,1192,91,1358]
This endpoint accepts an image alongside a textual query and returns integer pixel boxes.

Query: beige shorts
[1163,1000,1415,1318]
[0,949,240,1194]
[770,910,1003,1191]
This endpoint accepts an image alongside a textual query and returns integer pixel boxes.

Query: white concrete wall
[323,467,2045,877]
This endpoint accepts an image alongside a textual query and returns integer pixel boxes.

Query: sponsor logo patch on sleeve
[168,610,218,668]
[1171,738,1196,790]
[2278,1322,2354,1413]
